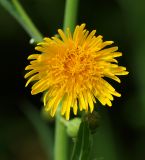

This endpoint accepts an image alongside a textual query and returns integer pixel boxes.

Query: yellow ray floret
[25,24,129,120]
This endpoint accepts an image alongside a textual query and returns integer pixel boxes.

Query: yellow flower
[25,24,128,120]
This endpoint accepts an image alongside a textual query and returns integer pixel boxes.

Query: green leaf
[71,121,92,160]
[0,0,18,18]
[0,0,43,42]
[80,122,92,160]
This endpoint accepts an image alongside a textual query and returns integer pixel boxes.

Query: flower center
[63,47,89,76]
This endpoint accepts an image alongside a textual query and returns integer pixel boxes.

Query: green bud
[66,118,81,138]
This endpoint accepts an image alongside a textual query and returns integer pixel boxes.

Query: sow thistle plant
[25,24,128,120]
[0,0,128,159]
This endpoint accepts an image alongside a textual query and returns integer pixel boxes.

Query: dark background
[0,0,145,159]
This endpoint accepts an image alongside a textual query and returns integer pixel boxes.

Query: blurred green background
[0,0,145,159]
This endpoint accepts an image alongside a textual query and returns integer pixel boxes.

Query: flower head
[25,24,128,120]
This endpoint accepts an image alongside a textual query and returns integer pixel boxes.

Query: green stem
[12,0,43,42]
[54,111,68,160]
[54,0,79,160]
[63,0,79,32]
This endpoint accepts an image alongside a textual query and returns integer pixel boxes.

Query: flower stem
[54,0,79,160]
[63,0,79,32]
[12,0,43,42]
[54,111,68,160]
